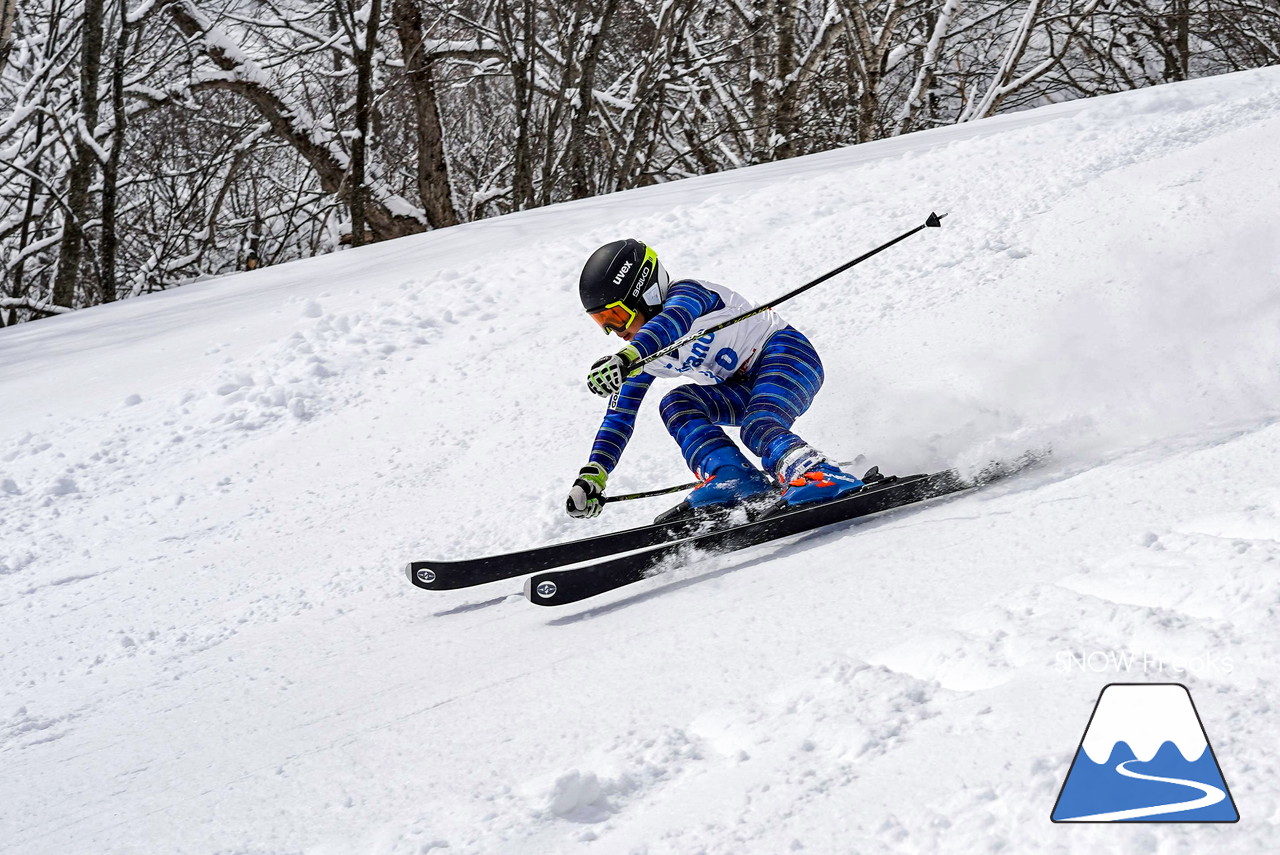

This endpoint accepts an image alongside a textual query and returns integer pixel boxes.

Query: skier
[566,238,866,522]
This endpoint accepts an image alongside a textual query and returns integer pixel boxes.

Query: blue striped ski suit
[588,280,825,481]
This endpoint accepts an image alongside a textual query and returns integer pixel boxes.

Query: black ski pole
[600,481,698,505]
[630,212,946,372]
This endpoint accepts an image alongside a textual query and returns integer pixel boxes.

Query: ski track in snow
[3,68,1280,853]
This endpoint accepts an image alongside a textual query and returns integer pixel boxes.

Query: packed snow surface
[4,68,1280,853]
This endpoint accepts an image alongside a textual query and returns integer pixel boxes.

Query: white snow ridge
[4,67,1280,853]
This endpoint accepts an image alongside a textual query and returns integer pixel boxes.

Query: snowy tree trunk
[0,0,17,75]
[1171,0,1190,80]
[749,0,771,162]
[348,0,383,248]
[770,0,799,159]
[99,1,131,304]
[565,0,618,200]
[4,103,46,327]
[533,0,588,206]
[896,0,962,136]
[838,0,906,143]
[52,0,105,308]
[496,0,538,210]
[391,0,459,229]
[608,0,694,189]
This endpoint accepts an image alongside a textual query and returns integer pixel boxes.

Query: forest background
[1,0,1276,325]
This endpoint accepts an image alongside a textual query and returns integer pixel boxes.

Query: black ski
[522,455,1040,607]
[406,457,870,590]
[405,504,762,591]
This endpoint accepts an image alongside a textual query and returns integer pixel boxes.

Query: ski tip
[525,575,562,605]
[926,212,946,228]
[406,562,439,589]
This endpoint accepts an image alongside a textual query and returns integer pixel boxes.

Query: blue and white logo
[1051,683,1238,822]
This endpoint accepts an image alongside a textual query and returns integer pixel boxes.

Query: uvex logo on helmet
[612,261,632,286]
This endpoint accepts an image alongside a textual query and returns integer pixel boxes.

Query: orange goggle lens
[588,302,636,334]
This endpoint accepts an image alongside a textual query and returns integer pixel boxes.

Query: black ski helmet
[579,239,670,326]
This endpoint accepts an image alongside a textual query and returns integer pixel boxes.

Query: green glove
[566,462,608,518]
[586,344,640,397]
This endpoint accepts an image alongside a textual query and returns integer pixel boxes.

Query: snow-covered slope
[4,68,1280,853]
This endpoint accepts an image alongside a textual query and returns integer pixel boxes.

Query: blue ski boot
[778,460,864,509]
[654,446,774,524]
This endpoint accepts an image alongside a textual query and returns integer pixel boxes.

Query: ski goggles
[587,301,636,335]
